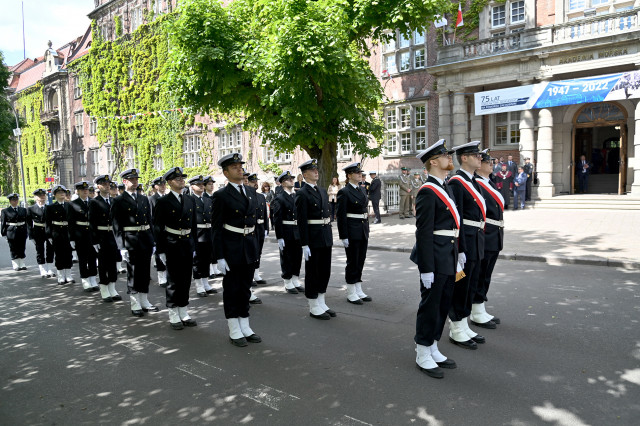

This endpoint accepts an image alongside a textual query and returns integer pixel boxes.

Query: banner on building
[474,70,640,116]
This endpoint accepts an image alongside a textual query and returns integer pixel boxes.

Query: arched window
[575,102,625,125]
[48,90,59,111]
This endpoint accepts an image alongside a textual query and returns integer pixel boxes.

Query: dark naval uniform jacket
[44,202,71,242]
[1,206,28,244]
[476,176,504,253]
[448,170,485,262]
[273,191,300,242]
[336,183,370,241]
[69,198,93,246]
[368,177,381,203]
[255,191,269,248]
[191,193,214,244]
[110,192,155,254]
[89,195,117,250]
[211,183,259,265]
[295,183,333,248]
[27,204,47,242]
[152,192,198,255]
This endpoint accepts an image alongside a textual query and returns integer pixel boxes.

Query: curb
[265,236,640,270]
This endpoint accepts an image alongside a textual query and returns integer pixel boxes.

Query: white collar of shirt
[431,175,444,186]
[304,181,316,189]
[284,188,294,195]
[171,190,182,201]
[477,175,491,182]
[459,168,475,180]
[230,182,244,192]
[126,190,136,198]
[349,182,359,189]
[36,202,45,207]
[80,197,88,203]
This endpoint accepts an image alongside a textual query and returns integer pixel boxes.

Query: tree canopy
[0,51,17,193]
[166,0,449,185]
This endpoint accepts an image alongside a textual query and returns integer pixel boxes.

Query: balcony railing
[436,8,639,64]
[40,109,60,124]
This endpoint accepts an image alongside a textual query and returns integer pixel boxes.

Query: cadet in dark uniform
[295,159,334,320]
[448,141,487,350]
[69,181,99,292]
[202,176,221,278]
[273,171,305,294]
[110,182,126,274]
[368,171,382,224]
[111,169,157,317]
[523,158,534,201]
[45,185,75,284]
[154,167,198,330]
[472,149,503,328]
[337,162,371,305]
[212,153,262,346]
[27,189,55,277]
[89,174,122,302]
[1,193,28,271]
[410,139,458,379]
[188,174,217,297]
[248,173,269,286]
[149,176,168,287]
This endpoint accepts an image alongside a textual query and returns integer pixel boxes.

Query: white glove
[458,252,467,269]
[421,272,435,289]
[278,239,285,250]
[302,245,311,261]
[120,249,130,262]
[342,239,349,248]
[264,230,268,238]
[93,244,100,251]
[70,241,76,250]
[217,258,230,275]
[48,239,53,245]
[159,253,166,263]
[152,246,156,255]
[192,251,196,258]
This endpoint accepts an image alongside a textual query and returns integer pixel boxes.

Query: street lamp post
[12,108,28,208]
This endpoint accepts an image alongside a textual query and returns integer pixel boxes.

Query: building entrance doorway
[572,103,627,194]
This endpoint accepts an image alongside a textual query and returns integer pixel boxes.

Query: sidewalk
[361,209,640,269]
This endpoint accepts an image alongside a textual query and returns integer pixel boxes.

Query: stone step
[531,197,640,210]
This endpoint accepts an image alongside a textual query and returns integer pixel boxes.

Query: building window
[218,128,243,159]
[74,112,84,137]
[106,147,115,173]
[493,111,521,145]
[381,28,427,76]
[183,135,202,168]
[492,5,506,27]
[51,127,60,150]
[89,116,97,135]
[91,150,99,176]
[386,183,399,211]
[511,1,525,23]
[78,152,86,177]
[337,142,353,160]
[125,146,135,169]
[74,75,82,99]
[263,146,291,164]
[153,144,163,170]
[131,7,143,32]
[491,1,526,34]
[569,0,586,10]
[384,103,428,156]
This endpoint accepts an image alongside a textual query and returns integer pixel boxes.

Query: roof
[15,61,46,92]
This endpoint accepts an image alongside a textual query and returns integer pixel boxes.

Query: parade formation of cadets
[2,142,505,379]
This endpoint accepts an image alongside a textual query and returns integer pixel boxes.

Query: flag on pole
[434,15,448,28]
[456,3,464,27]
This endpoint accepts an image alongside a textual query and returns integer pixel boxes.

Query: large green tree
[0,51,17,194]
[166,0,448,186]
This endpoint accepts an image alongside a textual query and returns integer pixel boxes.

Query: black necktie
[179,194,183,205]
[239,185,246,198]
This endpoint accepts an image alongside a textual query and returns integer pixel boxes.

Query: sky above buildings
[1,0,91,66]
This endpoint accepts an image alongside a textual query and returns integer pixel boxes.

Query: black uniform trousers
[222,262,256,318]
[255,224,266,269]
[7,229,27,259]
[34,238,54,265]
[280,238,302,279]
[448,259,481,321]
[165,240,194,308]
[415,273,455,346]
[51,226,73,270]
[96,232,118,284]
[126,248,152,294]
[475,250,499,304]
[304,246,332,299]
[344,239,368,284]
[371,199,381,222]
[193,241,212,279]
[76,241,98,278]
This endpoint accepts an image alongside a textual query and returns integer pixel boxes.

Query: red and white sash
[449,175,487,221]
[476,177,504,212]
[420,183,460,229]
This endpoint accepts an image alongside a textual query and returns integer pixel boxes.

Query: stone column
[519,109,535,162]
[536,108,555,198]
[452,90,468,147]
[631,101,640,196]
[437,90,452,144]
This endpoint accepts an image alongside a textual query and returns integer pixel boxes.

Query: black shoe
[111,294,122,301]
[470,334,485,344]
[19,267,27,271]
[470,319,496,329]
[142,305,160,313]
[245,334,262,343]
[171,322,184,330]
[102,297,113,303]
[131,310,144,317]
[255,279,267,285]
[67,279,75,284]
[209,274,216,279]
[360,295,372,302]
[197,292,208,297]
[159,282,168,288]
[249,297,262,305]
[230,336,248,347]
[182,318,197,327]
[416,363,444,379]
[436,358,457,369]
[50,272,57,277]
[206,288,217,294]
[325,309,337,317]
[286,287,299,294]
[83,288,94,293]
[348,298,363,305]
[491,317,501,324]
[295,286,305,293]
[449,337,478,350]
[42,275,49,279]
[310,312,331,320]
[251,281,258,287]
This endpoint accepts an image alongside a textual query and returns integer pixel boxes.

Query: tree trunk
[305,140,338,190]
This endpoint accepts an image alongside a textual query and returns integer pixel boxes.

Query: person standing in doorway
[577,155,591,193]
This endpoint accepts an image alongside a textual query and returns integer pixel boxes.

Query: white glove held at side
[93,244,100,251]
[70,241,76,250]
[120,249,130,262]
[159,253,166,263]
[342,239,349,248]
[458,252,466,269]
[217,259,230,275]
[421,272,435,289]
[278,239,285,250]
[302,245,311,261]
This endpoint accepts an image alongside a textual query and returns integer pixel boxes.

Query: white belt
[123,224,150,232]
[52,221,68,226]
[165,226,191,236]
[97,225,113,231]
[485,218,504,228]
[76,221,90,226]
[434,229,460,238]
[346,213,368,219]
[223,224,255,235]
[464,219,485,229]
[308,218,331,225]
[257,219,265,225]
[7,222,26,226]
[33,222,45,227]
[196,223,211,229]
[282,220,297,226]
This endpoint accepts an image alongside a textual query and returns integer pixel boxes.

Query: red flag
[456,3,464,27]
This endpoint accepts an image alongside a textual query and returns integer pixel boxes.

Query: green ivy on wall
[461,0,506,40]
[257,160,283,176]
[70,14,209,185]
[114,15,123,38]
[14,83,54,194]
